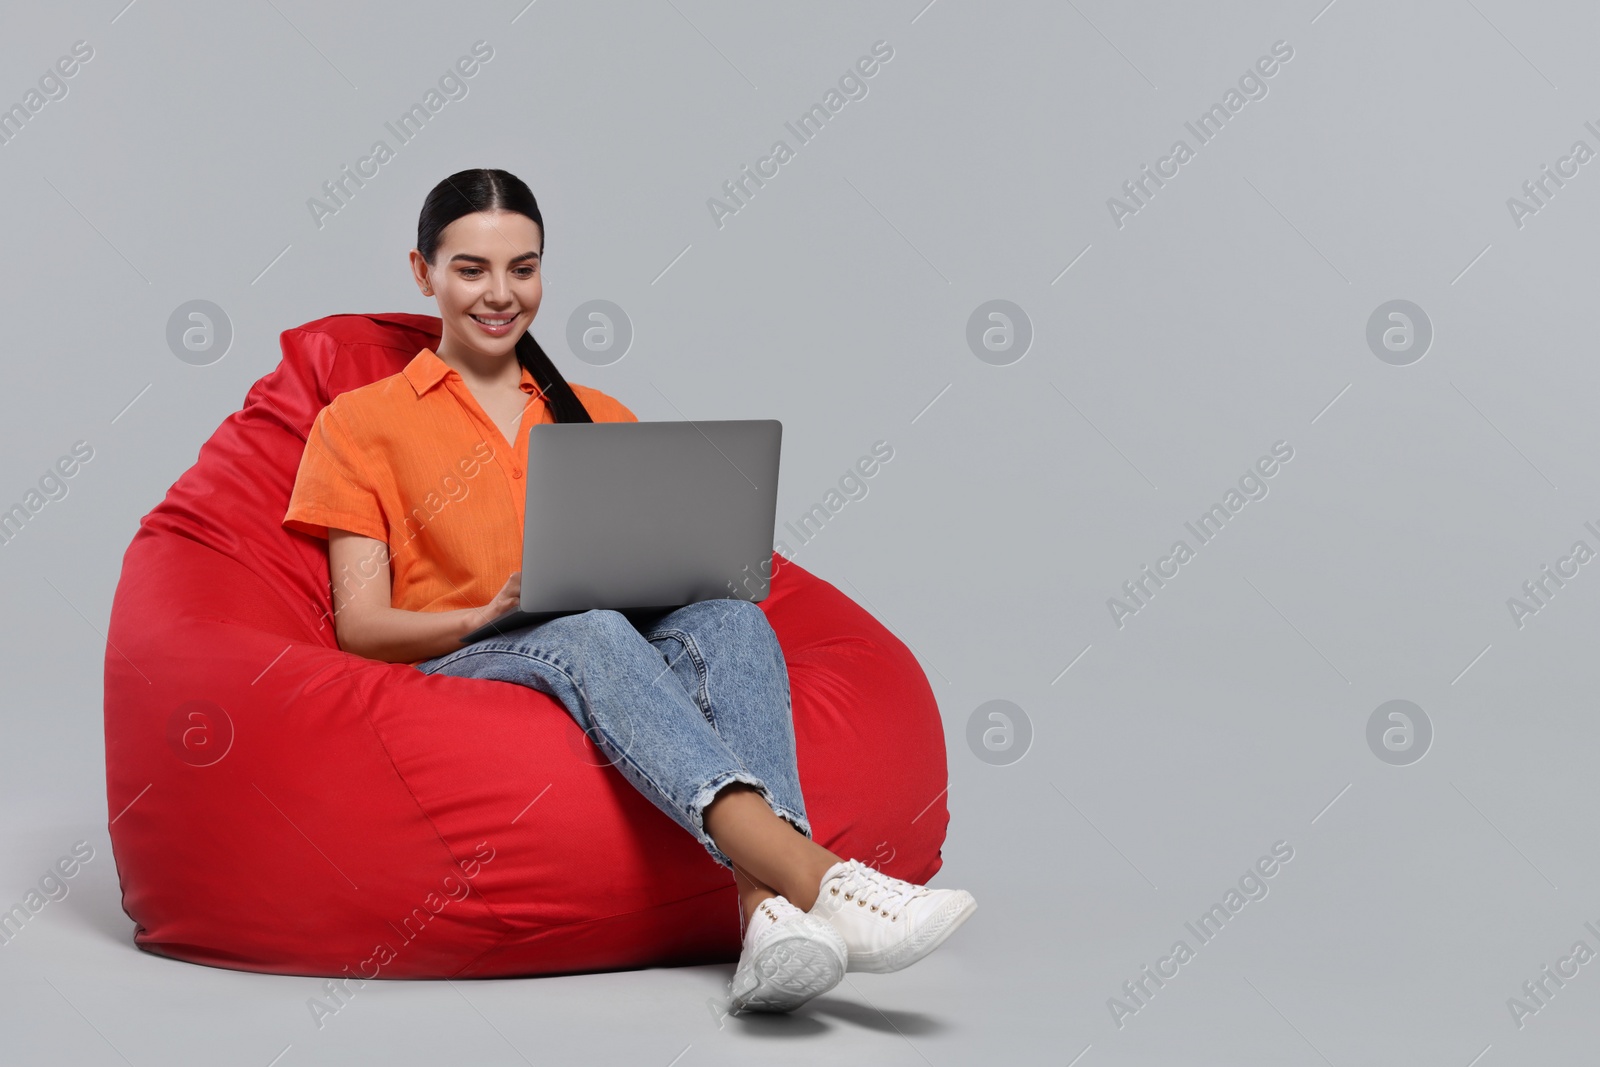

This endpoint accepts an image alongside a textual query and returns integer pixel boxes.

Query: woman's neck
[435,337,522,391]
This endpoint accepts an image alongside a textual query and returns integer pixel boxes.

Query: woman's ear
[409,249,434,296]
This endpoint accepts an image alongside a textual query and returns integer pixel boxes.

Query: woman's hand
[480,571,521,621]
[329,531,529,661]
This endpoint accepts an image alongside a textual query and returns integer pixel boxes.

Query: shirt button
[512,468,523,479]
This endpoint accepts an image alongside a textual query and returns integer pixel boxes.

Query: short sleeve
[283,400,389,543]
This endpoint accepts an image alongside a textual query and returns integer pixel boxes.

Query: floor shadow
[808,994,948,1037]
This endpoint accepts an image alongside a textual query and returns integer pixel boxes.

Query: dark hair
[416,169,593,423]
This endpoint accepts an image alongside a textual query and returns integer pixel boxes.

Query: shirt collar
[404,347,537,397]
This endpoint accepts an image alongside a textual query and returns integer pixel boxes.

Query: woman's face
[414,210,543,361]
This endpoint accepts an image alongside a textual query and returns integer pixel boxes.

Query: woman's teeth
[471,314,515,325]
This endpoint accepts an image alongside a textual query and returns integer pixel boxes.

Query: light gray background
[2,1,1597,1064]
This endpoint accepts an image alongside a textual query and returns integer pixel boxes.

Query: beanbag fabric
[102,312,951,979]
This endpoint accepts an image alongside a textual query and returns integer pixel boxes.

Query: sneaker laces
[831,860,926,922]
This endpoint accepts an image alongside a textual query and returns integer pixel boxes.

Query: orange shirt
[283,347,637,663]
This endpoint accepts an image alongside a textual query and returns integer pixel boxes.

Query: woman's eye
[457,267,535,279]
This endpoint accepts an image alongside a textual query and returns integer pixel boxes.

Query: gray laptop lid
[519,419,782,614]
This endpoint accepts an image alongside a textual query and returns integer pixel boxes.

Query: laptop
[459,418,783,644]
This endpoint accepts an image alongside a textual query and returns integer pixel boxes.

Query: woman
[283,168,976,1013]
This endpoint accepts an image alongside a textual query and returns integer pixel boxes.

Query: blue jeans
[415,598,811,870]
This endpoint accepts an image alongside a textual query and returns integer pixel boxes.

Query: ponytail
[515,330,592,423]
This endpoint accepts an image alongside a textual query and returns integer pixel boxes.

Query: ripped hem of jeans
[687,770,812,869]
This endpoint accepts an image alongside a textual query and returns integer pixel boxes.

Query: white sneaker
[809,858,977,974]
[728,895,848,1013]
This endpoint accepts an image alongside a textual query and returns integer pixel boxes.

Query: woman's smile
[468,311,520,336]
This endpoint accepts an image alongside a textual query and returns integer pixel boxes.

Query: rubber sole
[729,930,848,1013]
[847,891,978,974]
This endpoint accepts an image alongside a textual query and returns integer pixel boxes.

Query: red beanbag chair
[102,312,950,979]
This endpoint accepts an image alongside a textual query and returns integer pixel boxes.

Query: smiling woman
[283,170,628,667]
[275,167,975,1011]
